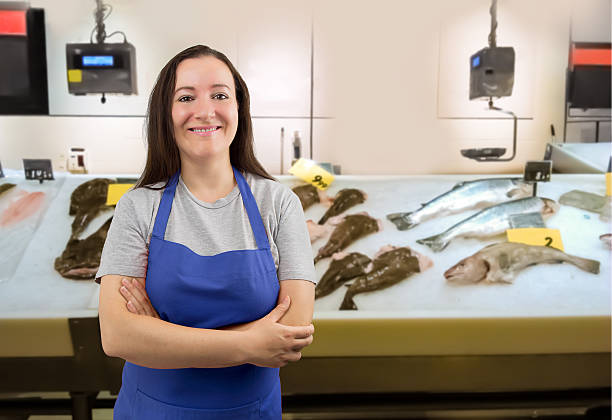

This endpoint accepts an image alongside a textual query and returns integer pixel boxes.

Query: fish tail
[339,292,357,310]
[416,233,449,252]
[567,255,600,274]
[386,212,417,230]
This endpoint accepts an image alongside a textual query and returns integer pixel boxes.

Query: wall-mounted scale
[66,0,136,104]
[463,0,517,162]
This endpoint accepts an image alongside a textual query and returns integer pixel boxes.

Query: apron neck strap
[151,172,179,240]
[233,167,271,250]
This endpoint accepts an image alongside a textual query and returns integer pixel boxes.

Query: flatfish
[55,217,113,280]
[387,178,531,230]
[339,247,421,310]
[314,213,382,264]
[70,178,114,238]
[318,188,367,224]
[444,242,600,284]
[292,184,332,210]
[315,252,371,299]
[0,183,16,198]
[416,197,559,252]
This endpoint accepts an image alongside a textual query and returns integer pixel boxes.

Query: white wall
[0,0,607,175]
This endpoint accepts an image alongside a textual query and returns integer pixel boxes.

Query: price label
[506,228,564,251]
[288,158,334,190]
[606,172,611,196]
[106,184,133,206]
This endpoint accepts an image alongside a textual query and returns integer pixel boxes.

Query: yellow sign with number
[288,158,334,190]
[106,184,134,206]
[506,228,564,251]
[606,172,611,196]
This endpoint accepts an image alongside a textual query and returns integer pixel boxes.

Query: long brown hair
[135,45,274,189]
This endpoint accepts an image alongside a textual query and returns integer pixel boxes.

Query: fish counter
[0,171,610,406]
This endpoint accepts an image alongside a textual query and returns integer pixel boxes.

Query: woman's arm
[99,274,313,369]
[276,279,314,326]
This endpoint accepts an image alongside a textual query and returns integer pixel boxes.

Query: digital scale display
[472,55,481,68]
[82,55,114,67]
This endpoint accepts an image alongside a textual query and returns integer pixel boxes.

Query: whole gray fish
[387,178,532,230]
[314,213,382,264]
[340,247,421,310]
[416,197,559,252]
[444,242,600,284]
[318,188,367,224]
[315,252,371,299]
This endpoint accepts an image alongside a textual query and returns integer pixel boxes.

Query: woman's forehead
[175,56,235,90]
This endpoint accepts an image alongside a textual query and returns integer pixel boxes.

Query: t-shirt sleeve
[275,189,317,284]
[95,192,149,282]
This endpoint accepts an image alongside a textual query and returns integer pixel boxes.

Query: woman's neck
[179,155,236,203]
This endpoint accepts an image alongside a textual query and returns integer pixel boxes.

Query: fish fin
[339,293,357,310]
[451,181,466,190]
[416,234,449,252]
[568,255,600,275]
[386,212,416,230]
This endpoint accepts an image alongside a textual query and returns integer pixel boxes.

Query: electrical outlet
[68,147,88,174]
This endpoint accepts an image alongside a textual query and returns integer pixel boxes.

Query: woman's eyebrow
[174,84,231,95]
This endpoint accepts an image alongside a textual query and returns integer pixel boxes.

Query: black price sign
[23,159,54,184]
[523,160,552,183]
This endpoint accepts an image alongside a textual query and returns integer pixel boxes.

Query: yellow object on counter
[288,158,334,190]
[606,172,611,196]
[106,184,134,206]
[506,228,564,251]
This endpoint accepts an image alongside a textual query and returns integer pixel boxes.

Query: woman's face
[171,56,239,164]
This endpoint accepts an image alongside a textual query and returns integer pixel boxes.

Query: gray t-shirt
[96,172,316,284]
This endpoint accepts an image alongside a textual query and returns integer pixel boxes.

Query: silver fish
[387,178,532,230]
[444,242,600,284]
[416,197,559,252]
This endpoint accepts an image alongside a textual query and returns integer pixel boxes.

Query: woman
[97,45,316,419]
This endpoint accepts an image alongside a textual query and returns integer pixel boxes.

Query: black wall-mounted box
[0,7,48,115]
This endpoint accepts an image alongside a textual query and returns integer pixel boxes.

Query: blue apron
[113,167,281,419]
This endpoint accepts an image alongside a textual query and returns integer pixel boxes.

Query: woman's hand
[119,277,160,319]
[242,296,314,368]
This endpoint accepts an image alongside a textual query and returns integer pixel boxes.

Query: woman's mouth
[188,126,222,136]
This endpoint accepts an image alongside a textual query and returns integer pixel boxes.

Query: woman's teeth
[190,127,219,133]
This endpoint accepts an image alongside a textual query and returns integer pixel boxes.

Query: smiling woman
[96,45,316,420]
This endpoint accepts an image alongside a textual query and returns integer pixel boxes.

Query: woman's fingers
[291,336,313,352]
[119,285,143,315]
[289,324,315,339]
[119,277,159,318]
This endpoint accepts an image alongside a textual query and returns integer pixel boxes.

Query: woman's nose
[194,99,215,120]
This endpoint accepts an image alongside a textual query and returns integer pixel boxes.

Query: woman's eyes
[177,93,229,102]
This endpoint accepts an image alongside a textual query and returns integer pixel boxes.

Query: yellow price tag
[288,158,334,190]
[106,184,134,206]
[68,69,82,83]
[506,228,564,251]
[606,172,611,196]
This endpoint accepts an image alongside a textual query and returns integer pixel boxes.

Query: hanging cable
[90,0,122,44]
[488,0,497,48]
